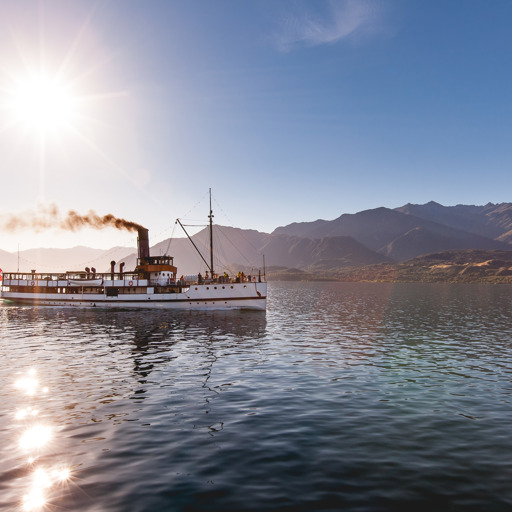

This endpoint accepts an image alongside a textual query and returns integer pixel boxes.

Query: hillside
[336,250,512,283]
[259,234,391,270]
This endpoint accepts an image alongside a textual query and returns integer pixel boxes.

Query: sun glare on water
[22,466,71,511]
[12,369,74,510]
[19,424,53,451]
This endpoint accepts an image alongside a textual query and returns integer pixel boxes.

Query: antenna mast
[209,188,214,276]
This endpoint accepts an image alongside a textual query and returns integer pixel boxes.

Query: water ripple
[2,283,512,510]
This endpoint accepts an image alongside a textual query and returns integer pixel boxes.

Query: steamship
[0,201,267,311]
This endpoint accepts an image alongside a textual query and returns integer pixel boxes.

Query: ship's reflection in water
[3,308,267,510]
[13,368,72,511]
[1,306,268,510]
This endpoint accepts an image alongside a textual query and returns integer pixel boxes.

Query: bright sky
[0,0,511,252]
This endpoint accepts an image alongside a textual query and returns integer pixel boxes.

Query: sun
[10,74,77,134]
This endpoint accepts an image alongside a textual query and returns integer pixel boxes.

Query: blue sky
[0,0,511,251]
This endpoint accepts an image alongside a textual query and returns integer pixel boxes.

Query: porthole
[244,285,247,288]
[230,286,234,289]
[206,287,209,290]
[222,286,225,289]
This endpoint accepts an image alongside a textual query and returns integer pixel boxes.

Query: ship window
[214,286,217,289]
[230,286,234,289]
[206,287,209,290]
[244,285,247,288]
[222,286,225,289]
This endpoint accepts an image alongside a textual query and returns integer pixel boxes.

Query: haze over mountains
[0,246,134,275]
[2,202,512,277]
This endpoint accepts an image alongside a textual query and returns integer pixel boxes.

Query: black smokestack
[110,261,116,280]
[138,228,150,261]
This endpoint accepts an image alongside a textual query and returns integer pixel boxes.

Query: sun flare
[10,74,77,134]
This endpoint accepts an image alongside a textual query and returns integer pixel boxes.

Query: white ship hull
[1,282,267,311]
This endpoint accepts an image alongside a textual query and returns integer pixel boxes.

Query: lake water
[1,282,512,511]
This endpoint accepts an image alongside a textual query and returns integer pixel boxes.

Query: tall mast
[209,188,214,276]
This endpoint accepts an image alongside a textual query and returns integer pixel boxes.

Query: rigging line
[210,195,264,256]
[231,225,263,254]
[215,226,255,267]
[151,224,175,244]
[212,195,233,226]
[185,225,228,272]
[164,222,177,255]
[212,205,263,256]
[181,191,209,220]
[195,230,223,269]
[208,225,230,271]
[176,219,212,272]
[181,218,208,223]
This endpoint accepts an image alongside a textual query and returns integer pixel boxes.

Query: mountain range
[272,202,511,261]
[2,201,512,278]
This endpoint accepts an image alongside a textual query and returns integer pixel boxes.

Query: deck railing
[1,270,265,288]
